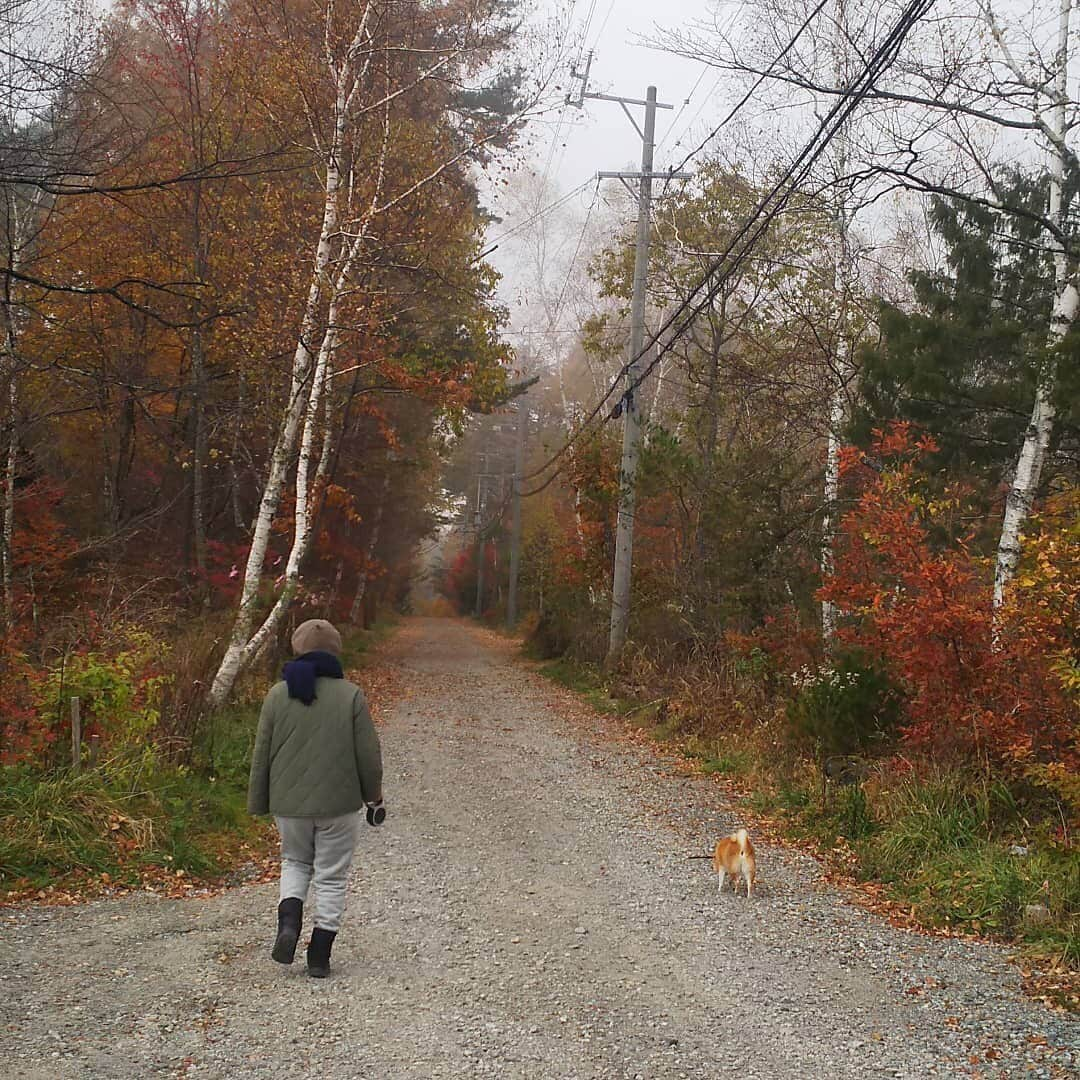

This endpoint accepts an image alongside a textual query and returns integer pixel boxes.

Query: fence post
[88,733,100,769]
[70,696,81,773]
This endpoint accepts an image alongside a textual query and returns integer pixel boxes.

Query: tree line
[0,0,539,760]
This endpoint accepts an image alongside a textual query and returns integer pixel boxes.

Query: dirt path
[3,618,1076,1079]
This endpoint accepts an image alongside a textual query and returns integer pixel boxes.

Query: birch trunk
[208,287,341,704]
[349,471,391,624]
[556,362,587,557]
[1,250,18,629]
[205,0,504,705]
[205,92,347,708]
[992,0,1075,609]
[1,376,14,631]
[1,195,26,632]
[207,0,383,707]
[821,0,854,651]
[820,351,848,645]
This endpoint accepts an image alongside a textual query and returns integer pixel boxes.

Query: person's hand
[365,799,386,826]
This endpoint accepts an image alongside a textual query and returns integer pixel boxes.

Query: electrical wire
[476,177,595,260]
[518,0,935,498]
[661,0,749,155]
[579,0,600,52]
[481,0,590,265]
[669,0,831,177]
[656,64,711,154]
[543,178,602,339]
[589,0,617,51]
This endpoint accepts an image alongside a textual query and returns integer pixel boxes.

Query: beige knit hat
[291,618,343,657]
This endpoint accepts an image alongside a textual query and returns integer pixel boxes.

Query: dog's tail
[735,828,749,852]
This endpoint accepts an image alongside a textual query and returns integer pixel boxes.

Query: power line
[656,65,711,153]
[579,0,600,51]
[485,0,588,263]
[477,177,594,260]
[669,0,831,176]
[544,179,602,339]
[505,180,600,353]
[589,0,617,51]
[535,113,569,209]
[519,0,935,497]
[662,0,749,155]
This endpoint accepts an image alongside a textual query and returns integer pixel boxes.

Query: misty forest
[0,0,1077,1008]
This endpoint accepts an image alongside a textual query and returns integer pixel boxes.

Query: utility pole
[506,397,527,629]
[473,466,485,617]
[473,437,509,619]
[567,70,690,666]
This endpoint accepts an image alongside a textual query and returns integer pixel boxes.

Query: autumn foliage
[0,0,524,763]
[818,424,1077,786]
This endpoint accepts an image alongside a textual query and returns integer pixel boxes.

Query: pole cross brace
[596,171,693,180]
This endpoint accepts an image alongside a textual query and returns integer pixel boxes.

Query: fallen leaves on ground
[514,636,1080,1017]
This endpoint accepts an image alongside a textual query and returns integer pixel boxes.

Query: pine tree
[859,175,1080,502]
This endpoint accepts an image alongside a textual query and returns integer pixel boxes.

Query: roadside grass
[537,657,626,716]
[340,617,398,664]
[0,618,395,897]
[0,744,263,892]
[532,652,1079,977]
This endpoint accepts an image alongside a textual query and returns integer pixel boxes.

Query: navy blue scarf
[282,650,344,705]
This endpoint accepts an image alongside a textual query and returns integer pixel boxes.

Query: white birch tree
[982,0,1078,609]
[658,0,1080,614]
[206,0,556,707]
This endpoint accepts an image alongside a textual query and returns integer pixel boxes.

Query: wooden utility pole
[506,398,527,628]
[473,465,486,617]
[566,70,690,666]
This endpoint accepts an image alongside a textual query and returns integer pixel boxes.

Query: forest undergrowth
[0,620,396,904]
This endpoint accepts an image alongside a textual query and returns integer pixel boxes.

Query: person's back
[250,677,381,819]
[247,619,384,978]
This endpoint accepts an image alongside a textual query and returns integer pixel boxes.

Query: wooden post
[88,733,100,769]
[70,696,82,773]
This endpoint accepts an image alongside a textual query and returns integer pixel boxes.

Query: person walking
[248,618,384,977]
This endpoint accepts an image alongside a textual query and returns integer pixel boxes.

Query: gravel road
[3,617,1076,1079]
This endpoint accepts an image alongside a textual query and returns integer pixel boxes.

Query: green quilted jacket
[247,678,383,817]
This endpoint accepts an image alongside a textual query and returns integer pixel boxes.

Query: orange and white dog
[712,828,756,897]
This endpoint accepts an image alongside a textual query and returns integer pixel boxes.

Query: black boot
[272,897,303,964]
[306,927,336,978]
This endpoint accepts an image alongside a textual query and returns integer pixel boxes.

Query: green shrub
[787,650,900,760]
[853,773,1078,962]
[39,628,172,757]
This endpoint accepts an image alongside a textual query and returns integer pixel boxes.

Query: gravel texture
[3,617,1076,1079]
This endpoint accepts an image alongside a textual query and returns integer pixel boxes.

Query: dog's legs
[744,870,753,897]
[717,869,726,893]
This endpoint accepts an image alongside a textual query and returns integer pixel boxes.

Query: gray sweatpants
[275,813,361,933]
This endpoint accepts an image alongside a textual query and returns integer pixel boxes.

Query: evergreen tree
[859,172,1080,492]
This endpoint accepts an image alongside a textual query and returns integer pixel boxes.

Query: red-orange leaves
[822,423,1077,772]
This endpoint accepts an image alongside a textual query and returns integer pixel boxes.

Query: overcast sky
[482,0,742,338]
[516,1,730,191]
[481,0,1064,346]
